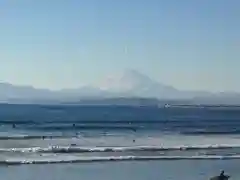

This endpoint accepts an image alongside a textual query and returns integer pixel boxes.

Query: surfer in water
[219,171,230,180]
[210,171,230,180]
[219,171,225,180]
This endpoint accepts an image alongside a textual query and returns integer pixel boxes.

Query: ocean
[1,104,240,180]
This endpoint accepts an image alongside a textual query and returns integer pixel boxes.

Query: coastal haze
[0,69,239,105]
[0,1,239,180]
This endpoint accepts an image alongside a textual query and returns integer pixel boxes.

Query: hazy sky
[0,0,239,92]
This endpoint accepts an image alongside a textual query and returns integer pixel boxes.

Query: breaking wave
[3,155,240,166]
[1,144,240,153]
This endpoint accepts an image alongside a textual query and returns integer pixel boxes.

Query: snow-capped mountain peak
[96,69,179,98]
[98,69,157,92]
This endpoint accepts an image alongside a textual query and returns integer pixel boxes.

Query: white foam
[1,144,240,153]
[4,155,240,166]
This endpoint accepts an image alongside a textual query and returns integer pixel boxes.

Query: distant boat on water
[164,104,171,108]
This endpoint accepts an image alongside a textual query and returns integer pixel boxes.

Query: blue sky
[0,0,239,91]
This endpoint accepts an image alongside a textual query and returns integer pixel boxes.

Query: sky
[0,0,239,92]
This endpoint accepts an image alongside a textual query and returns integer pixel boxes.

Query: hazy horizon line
[0,80,239,94]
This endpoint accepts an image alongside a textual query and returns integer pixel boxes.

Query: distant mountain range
[0,70,240,105]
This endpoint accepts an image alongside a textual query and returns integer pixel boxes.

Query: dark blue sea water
[1,104,240,179]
